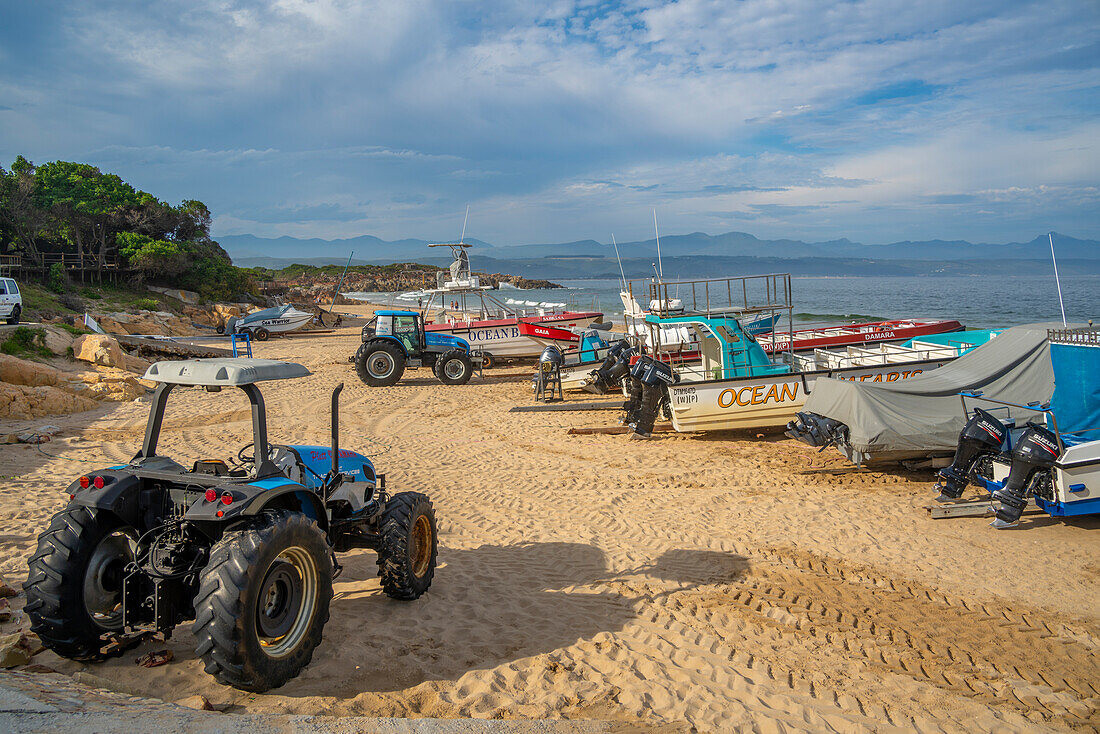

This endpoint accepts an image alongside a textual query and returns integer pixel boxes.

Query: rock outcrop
[0,383,100,420]
[73,335,126,368]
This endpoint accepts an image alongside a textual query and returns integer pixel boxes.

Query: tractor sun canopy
[143,358,311,386]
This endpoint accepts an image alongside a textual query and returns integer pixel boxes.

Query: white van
[0,277,23,325]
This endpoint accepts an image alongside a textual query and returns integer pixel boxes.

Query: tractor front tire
[6,306,20,325]
[436,350,473,385]
[193,510,332,692]
[24,506,136,662]
[355,341,406,387]
[377,492,437,600]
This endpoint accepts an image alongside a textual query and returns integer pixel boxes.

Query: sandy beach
[1,305,1097,733]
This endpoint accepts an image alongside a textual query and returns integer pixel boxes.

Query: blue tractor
[24,358,437,692]
[354,310,479,386]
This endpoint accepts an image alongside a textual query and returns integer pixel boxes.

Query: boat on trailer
[625,274,992,435]
[417,242,603,359]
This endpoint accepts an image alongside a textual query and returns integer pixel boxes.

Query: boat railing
[646,273,793,319]
[1048,327,1100,347]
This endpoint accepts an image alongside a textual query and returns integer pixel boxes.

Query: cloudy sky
[2,0,1098,245]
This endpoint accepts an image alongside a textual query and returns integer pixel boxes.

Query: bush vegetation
[0,156,256,302]
[1,326,52,359]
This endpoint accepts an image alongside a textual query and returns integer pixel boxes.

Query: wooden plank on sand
[509,401,623,413]
[567,426,675,435]
[926,498,1041,519]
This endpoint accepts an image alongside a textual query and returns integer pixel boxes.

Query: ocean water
[347,274,1099,330]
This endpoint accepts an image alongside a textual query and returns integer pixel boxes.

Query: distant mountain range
[221,230,1099,275]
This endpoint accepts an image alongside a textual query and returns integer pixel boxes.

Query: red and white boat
[429,310,603,358]
[757,319,964,354]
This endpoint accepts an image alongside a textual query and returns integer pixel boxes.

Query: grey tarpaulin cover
[801,323,1066,462]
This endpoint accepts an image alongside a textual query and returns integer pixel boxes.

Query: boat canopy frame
[635,273,795,365]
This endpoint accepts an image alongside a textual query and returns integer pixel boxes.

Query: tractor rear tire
[193,510,332,692]
[436,350,473,385]
[7,306,20,325]
[377,492,437,600]
[355,341,406,387]
[24,506,136,662]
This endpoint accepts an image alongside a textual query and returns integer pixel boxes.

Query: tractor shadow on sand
[279,543,751,699]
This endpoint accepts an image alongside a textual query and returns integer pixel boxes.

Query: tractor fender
[362,335,409,358]
[184,478,328,531]
[68,469,144,528]
[424,332,470,353]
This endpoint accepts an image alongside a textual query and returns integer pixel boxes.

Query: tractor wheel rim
[410,514,433,578]
[83,531,135,631]
[443,359,465,380]
[368,353,394,378]
[257,546,318,658]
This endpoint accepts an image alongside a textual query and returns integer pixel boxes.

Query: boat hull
[240,311,313,334]
[759,319,964,354]
[667,358,952,432]
[427,312,602,357]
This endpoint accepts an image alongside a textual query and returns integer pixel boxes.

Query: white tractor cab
[0,277,22,324]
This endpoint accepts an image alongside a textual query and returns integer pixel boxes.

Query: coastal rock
[147,286,199,305]
[42,326,76,355]
[0,383,99,419]
[73,335,126,368]
[175,694,214,711]
[74,368,151,402]
[0,631,41,668]
[0,354,64,387]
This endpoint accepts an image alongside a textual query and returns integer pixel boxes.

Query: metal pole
[1048,233,1067,327]
[329,251,354,316]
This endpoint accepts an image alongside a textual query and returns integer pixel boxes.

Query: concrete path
[0,671,617,734]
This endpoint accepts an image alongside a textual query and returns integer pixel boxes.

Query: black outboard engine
[991,424,1060,526]
[933,408,1007,501]
[785,412,849,450]
[629,356,678,437]
[587,339,635,394]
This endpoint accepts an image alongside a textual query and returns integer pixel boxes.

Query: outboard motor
[535,345,565,402]
[991,424,1060,527]
[629,356,678,437]
[785,412,849,450]
[587,339,635,394]
[933,408,1007,501]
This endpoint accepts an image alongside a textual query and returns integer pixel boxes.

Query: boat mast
[1049,232,1067,327]
[612,233,626,290]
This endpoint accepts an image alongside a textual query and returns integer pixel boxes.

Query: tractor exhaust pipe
[331,383,344,476]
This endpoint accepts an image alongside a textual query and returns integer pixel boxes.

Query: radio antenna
[1049,232,1067,327]
[653,209,664,279]
[612,233,626,289]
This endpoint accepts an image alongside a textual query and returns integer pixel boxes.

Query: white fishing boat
[417,239,602,359]
[623,274,990,435]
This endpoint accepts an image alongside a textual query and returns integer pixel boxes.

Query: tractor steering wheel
[237,443,255,465]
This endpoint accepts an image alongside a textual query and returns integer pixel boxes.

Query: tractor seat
[192,459,247,478]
